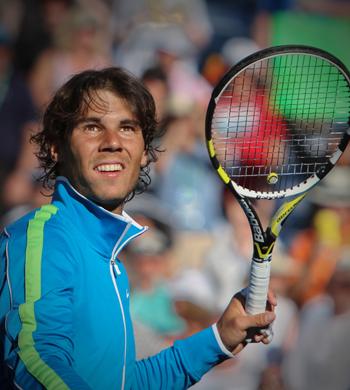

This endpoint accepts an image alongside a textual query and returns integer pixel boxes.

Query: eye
[120,125,135,133]
[84,124,101,133]
[120,125,139,136]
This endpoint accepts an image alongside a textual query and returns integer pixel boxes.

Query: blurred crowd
[1,1,350,389]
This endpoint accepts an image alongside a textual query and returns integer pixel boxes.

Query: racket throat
[269,194,306,237]
[253,241,275,263]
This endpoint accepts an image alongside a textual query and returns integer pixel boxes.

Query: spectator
[123,197,186,359]
[141,66,169,123]
[288,166,350,306]
[283,249,350,390]
[29,5,111,112]
[112,0,213,75]
[202,192,275,311]
[169,268,219,337]
[0,25,38,214]
[13,0,74,76]
[150,111,225,231]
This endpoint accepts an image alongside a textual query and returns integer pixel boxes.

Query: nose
[98,128,123,152]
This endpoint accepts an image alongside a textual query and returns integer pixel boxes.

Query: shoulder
[3,206,83,293]
[5,204,58,236]
[4,204,78,256]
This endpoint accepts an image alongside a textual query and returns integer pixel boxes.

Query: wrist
[212,323,235,358]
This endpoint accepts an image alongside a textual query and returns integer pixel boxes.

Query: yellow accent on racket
[270,194,306,237]
[217,166,230,184]
[207,140,216,158]
[254,242,275,260]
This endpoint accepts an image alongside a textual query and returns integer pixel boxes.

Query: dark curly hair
[31,67,161,201]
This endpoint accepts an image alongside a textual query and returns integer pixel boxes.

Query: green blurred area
[269,54,348,120]
[271,11,350,69]
[269,11,350,121]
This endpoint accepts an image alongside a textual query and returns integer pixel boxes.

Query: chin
[93,196,125,212]
[94,191,125,203]
[98,196,123,204]
[88,180,137,209]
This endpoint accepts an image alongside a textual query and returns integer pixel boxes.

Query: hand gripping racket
[205,45,350,331]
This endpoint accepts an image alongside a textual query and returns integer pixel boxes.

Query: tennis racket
[205,45,350,327]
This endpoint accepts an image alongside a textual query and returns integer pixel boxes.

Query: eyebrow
[119,119,141,127]
[75,117,140,127]
[75,117,102,125]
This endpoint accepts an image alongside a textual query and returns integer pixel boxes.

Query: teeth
[96,164,123,172]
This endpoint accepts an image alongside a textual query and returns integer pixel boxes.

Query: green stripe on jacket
[18,204,69,390]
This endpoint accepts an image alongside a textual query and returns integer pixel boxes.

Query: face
[53,89,147,214]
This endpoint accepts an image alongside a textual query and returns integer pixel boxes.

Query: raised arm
[133,289,276,389]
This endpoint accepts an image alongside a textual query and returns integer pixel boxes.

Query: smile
[95,163,124,172]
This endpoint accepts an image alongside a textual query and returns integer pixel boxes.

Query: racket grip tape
[245,259,271,315]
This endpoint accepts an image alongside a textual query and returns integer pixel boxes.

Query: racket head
[206,45,350,199]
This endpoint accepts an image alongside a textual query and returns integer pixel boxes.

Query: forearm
[133,326,231,389]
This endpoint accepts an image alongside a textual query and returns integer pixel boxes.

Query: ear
[50,144,58,162]
[141,150,148,168]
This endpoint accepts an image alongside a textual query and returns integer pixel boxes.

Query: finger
[238,311,276,331]
[261,333,274,344]
[249,326,274,344]
[267,289,277,308]
[253,333,265,343]
[260,326,274,342]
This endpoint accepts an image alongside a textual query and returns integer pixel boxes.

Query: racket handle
[246,259,271,315]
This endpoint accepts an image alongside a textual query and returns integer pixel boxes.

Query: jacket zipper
[108,222,147,389]
[110,260,127,390]
[109,223,131,390]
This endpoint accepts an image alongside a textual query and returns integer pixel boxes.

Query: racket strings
[211,52,350,193]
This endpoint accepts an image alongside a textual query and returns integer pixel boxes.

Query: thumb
[240,311,275,331]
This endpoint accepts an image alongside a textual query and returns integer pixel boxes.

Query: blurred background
[1,1,350,389]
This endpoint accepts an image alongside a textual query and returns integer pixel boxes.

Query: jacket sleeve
[5,210,92,390]
[0,232,12,388]
[133,325,232,389]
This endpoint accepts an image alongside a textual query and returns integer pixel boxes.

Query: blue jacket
[0,177,231,389]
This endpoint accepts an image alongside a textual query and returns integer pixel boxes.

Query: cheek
[70,136,92,164]
[62,142,90,178]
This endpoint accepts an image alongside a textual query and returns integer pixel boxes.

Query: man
[0,67,275,389]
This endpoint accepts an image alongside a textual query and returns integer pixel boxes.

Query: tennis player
[0,67,276,389]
